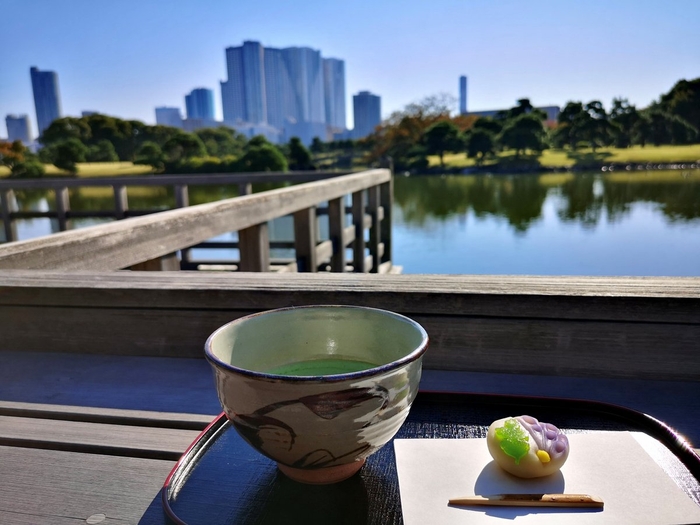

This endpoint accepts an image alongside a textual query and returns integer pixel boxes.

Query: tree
[237,144,288,172]
[609,98,640,148]
[162,133,207,163]
[86,140,119,162]
[134,141,165,171]
[423,121,462,168]
[499,114,547,157]
[0,140,26,171]
[555,101,586,149]
[466,129,495,165]
[53,138,88,174]
[195,127,246,157]
[658,78,700,132]
[310,137,325,154]
[581,101,612,151]
[287,137,315,170]
[472,117,503,136]
[39,117,91,146]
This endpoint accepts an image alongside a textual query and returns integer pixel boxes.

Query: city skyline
[30,66,62,137]
[1,1,698,140]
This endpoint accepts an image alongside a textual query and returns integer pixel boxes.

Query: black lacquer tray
[162,391,700,525]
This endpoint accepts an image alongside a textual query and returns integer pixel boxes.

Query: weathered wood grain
[0,401,212,430]
[0,446,173,525]
[238,223,270,272]
[0,415,199,460]
[1,189,17,242]
[0,170,390,271]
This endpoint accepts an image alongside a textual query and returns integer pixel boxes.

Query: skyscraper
[155,107,183,128]
[220,41,345,143]
[353,91,381,139]
[30,66,62,136]
[221,41,267,125]
[185,88,215,120]
[459,75,468,115]
[5,115,32,144]
[323,58,346,131]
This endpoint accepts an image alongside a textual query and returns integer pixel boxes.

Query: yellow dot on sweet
[536,450,551,463]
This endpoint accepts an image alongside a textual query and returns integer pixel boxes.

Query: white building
[155,107,183,129]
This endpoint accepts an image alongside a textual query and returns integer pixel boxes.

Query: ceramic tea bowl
[205,305,428,484]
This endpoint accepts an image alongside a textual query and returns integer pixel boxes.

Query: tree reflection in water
[393,170,700,232]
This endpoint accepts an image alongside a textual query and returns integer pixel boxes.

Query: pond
[7,170,700,276]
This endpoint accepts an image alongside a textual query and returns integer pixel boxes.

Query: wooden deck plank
[0,416,199,460]
[0,401,212,430]
[0,446,172,525]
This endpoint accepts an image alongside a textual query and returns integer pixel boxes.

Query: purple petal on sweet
[531,424,542,432]
[545,429,557,440]
[521,415,537,424]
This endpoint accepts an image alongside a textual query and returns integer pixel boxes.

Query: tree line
[2,78,697,177]
[364,78,699,171]
[0,113,321,177]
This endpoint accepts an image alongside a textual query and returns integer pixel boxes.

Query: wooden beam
[293,207,317,272]
[1,271,698,381]
[0,190,17,243]
[113,185,128,220]
[380,179,393,265]
[238,223,270,272]
[328,197,345,272]
[352,190,365,273]
[54,187,71,232]
[0,169,391,271]
[368,185,381,273]
[129,253,180,271]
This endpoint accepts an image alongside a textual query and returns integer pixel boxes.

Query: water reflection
[394,170,700,231]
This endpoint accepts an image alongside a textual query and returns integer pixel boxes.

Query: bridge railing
[0,169,394,273]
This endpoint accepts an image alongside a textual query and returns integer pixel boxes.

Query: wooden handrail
[0,170,353,190]
[0,169,391,271]
[1,270,698,381]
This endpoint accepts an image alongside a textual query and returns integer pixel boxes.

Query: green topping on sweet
[495,418,530,464]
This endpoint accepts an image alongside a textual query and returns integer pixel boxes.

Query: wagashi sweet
[486,415,569,478]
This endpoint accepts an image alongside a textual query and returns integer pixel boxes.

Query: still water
[8,170,700,276]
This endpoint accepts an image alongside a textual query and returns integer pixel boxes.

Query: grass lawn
[0,162,152,178]
[429,144,700,170]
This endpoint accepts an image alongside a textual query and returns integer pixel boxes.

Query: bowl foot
[277,459,366,484]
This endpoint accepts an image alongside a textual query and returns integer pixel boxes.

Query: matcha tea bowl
[205,305,428,484]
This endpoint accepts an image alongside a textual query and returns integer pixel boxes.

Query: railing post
[129,253,181,271]
[352,190,365,272]
[328,197,345,272]
[174,184,191,264]
[380,177,393,269]
[239,223,270,272]
[114,185,128,220]
[294,206,317,272]
[367,185,381,273]
[55,187,72,232]
[1,189,18,243]
[238,183,252,196]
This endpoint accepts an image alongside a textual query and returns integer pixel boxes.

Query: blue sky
[1,0,698,138]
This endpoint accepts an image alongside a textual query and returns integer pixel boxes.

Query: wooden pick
[449,493,604,508]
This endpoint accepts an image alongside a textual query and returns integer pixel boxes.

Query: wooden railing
[0,169,394,273]
[0,271,698,382]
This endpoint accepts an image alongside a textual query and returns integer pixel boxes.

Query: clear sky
[1,0,698,138]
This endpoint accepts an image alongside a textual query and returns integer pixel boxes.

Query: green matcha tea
[267,358,378,376]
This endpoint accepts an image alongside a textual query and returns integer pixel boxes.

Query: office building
[155,107,183,128]
[468,105,560,122]
[220,41,346,144]
[185,88,215,120]
[323,58,346,131]
[352,91,381,139]
[221,41,267,125]
[30,66,62,136]
[459,76,468,115]
[5,115,32,144]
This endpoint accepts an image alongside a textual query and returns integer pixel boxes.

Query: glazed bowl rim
[205,305,429,383]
